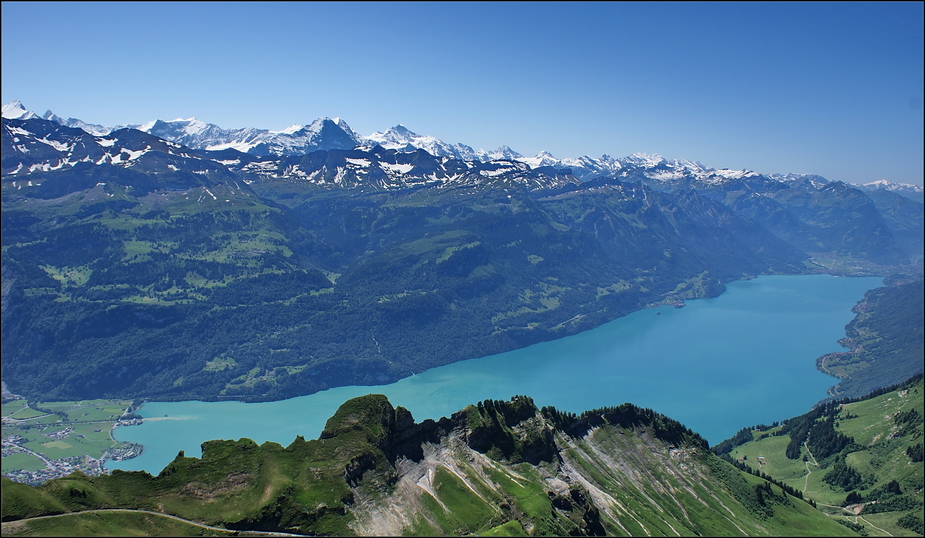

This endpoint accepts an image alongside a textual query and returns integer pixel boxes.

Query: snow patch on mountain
[380,162,414,175]
[711,169,759,180]
[345,158,372,167]
[273,124,304,135]
[36,137,73,152]
[766,172,832,191]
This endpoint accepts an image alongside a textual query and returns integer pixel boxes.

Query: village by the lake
[1,386,143,486]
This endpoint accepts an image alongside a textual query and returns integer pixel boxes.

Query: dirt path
[1,509,306,536]
[802,439,819,494]
[856,515,893,536]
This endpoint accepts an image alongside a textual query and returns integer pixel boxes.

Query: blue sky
[2,2,923,185]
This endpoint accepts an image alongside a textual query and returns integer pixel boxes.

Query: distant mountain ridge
[4,99,922,199]
[5,105,920,265]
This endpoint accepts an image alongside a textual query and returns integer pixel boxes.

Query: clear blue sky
[3,1,923,185]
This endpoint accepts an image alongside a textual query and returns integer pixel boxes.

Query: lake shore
[108,274,884,476]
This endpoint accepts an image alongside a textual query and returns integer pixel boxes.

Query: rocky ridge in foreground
[2,394,855,536]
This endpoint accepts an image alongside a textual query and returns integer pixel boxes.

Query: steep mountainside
[1,394,857,537]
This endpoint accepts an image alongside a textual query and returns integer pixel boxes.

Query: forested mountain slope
[817,279,924,400]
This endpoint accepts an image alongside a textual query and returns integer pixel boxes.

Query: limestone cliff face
[320,395,833,537]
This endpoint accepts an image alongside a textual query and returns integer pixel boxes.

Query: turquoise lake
[110,274,883,474]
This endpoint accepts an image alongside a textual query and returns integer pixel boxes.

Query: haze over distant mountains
[3,99,921,201]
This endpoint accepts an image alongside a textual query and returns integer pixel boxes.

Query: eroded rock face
[180,471,250,500]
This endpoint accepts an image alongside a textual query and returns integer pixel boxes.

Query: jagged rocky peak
[1,100,38,120]
[385,124,416,138]
[481,144,523,161]
[144,117,210,141]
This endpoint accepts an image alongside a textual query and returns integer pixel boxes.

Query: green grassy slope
[0,508,233,537]
[720,375,924,537]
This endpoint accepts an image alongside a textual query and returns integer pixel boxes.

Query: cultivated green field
[1,453,46,473]
[2,401,47,420]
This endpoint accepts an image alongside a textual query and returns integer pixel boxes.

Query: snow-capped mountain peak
[41,110,62,123]
[861,179,923,191]
[386,124,415,137]
[292,117,341,136]
[480,145,523,161]
[2,100,38,120]
[767,173,831,190]
[361,125,480,160]
[856,179,924,202]
[671,158,710,173]
[365,124,421,146]
[519,150,561,168]
[144,117,209,138]
[623,152,667,167]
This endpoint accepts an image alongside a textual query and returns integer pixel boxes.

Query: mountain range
[4,100,923,200]
[1,100,923,405]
